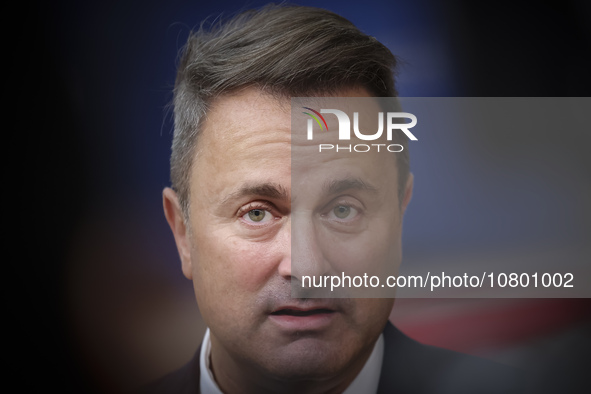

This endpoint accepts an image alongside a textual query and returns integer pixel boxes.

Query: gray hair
[171,3,408,217]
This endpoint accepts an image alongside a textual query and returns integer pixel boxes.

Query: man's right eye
[243,209,273,224]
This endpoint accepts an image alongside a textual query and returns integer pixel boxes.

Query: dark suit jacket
[140,322,524,393]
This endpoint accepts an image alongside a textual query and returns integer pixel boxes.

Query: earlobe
[401,173,414,214]
[162,187,193,280]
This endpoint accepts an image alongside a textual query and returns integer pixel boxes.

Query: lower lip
[268,311,337,331]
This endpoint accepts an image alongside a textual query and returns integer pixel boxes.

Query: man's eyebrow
[324,177,378,195]
[222,182,290,204]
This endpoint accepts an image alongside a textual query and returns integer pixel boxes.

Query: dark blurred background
[24,0,591,392]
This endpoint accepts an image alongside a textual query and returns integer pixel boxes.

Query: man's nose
[288,212,331,281]
[277,217,292,279]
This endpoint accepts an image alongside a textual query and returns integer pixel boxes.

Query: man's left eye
[244,209,273,224]
[330,205,359,221]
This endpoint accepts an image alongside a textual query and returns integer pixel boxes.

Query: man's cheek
[218,241,280,290]
[325,234,396,275]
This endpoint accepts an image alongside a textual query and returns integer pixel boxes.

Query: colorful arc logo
[302,107,329,131]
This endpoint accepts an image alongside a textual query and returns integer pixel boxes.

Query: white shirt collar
[199,328,384,394]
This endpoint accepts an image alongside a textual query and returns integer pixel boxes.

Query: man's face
[163,87,412,390]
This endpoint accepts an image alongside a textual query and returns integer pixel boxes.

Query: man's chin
[255,338,358,381]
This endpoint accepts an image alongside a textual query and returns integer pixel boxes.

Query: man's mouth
[270,308,335,317]
[268,305,338,330]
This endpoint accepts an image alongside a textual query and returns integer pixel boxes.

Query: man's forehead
[205,85,374,123]
[205,88,290,123]
[197,86,379,152]
[194,89,291,159]
[192,86,397,192]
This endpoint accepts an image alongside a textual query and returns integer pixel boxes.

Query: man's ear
[163,187,193,280]
[401,173,414,215]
